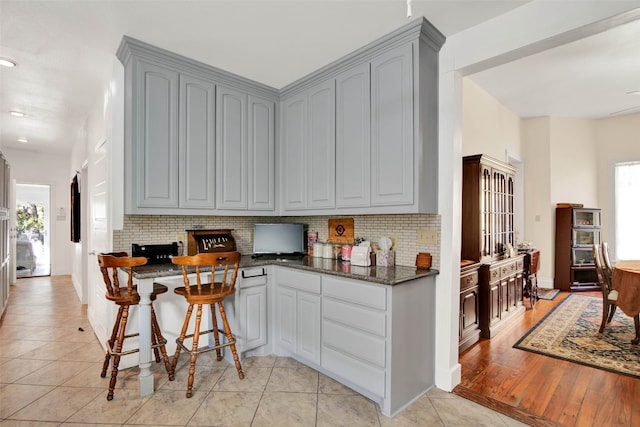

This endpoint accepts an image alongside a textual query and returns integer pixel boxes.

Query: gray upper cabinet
[216,85,248,210]
[370,44,413,207]
[118,36,278,215]
[281,92,307,210]
[179,73,215,209]
[117,18,442,216]
[134,59,180,209]
[279,18,444,215]
[307,80,335,209]
[336,62,371,208]
[281,79,335,211]
[248,95,276,210]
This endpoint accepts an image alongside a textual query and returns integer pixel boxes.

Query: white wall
[462,78,522,160]
[3,149,73,276]
[522,118,553,285]
[594,112,640,259]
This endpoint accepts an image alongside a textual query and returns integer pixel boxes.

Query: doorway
[15,183,51,277]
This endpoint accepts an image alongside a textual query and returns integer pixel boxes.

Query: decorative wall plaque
[186,229,237,255]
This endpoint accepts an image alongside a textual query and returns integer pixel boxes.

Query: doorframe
[14,181,53,277]
[80,162,89,303]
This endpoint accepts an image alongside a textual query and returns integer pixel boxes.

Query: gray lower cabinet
[272,266,436,418]
[274,268,322,365]
[281,79,335,211]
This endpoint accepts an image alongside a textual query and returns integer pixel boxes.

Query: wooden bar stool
[168,251,244,398]
[98,252,174,401]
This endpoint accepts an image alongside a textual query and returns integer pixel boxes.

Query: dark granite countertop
[132,255,438,286]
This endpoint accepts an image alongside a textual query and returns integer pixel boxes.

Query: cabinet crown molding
[116,36,279,100]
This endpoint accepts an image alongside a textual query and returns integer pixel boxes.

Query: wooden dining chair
[98,253,174,400]
[592,244,618,333]
[601,241,614,279]
[168,251,244,398]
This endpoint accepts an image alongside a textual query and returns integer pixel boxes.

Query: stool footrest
[176,328,236,355]
[106,335,168,357]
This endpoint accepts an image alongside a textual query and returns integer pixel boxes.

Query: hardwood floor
[455,291,640,427]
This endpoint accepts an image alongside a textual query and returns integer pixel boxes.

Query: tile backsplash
[113,214,440,269]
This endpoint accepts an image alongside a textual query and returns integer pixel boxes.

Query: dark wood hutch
[460,155,525,351]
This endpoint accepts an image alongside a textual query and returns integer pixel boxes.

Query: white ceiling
[1,1,639,155]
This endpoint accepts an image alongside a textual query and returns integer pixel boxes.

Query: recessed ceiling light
[0,57,17,67]
[10,111,26,117]
[17,137,28,143]
[627,90,640,95]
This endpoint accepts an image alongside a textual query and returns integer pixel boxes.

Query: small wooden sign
[328,218,354,244]
[186,229,236,255]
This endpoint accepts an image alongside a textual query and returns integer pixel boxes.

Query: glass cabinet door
[572,247,595,265]
[572,229,600,247]
[573,209,601,228]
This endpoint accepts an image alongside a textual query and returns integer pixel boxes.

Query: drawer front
[460,270,478,291]
[488,266,500,282]
[239,268,267,288]
[322,319,386,367]
[275,267,321,294]
[500,260,519,277]
[323,298,386,337]
[321,346,385,397]
[323,276,387,310]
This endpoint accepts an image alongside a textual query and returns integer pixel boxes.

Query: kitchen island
[131,256,438,417]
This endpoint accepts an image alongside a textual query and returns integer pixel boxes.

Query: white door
[87,139,111,348]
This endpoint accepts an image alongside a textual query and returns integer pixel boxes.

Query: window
[614,161,640,260]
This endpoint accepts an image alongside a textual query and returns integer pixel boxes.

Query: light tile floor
[1,276,526,426]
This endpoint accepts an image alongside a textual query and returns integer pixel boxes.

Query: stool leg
[102,305,123,378]
[633,315,640,345]
[186,304,204,398]
[217,301,244,380]
[107,305,129,401]
[151,305,174,381]
[210,302,223,361]
[172,303,194,372]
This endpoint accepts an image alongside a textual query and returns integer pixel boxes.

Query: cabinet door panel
[281,94,307,209]
[136,60,179,208]
[240,285,267,351]
[248,95,275,210]
[489,282,500,324]
[336,63,371,208]
[307,80,335,209]
[461,286,480,336]
[370,44,413,206]
[216,85,247,209]
[275,286,296,352]
[296,291,321,365]
[179,74,215,209]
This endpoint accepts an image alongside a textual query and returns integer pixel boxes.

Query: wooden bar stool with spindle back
[98,252,174,401]
[168,251,244,398]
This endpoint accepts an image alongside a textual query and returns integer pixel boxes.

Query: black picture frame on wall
[70,174,80,242]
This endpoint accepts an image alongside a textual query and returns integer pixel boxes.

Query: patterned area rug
[536,288,560,300]
[514,294,640,378]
